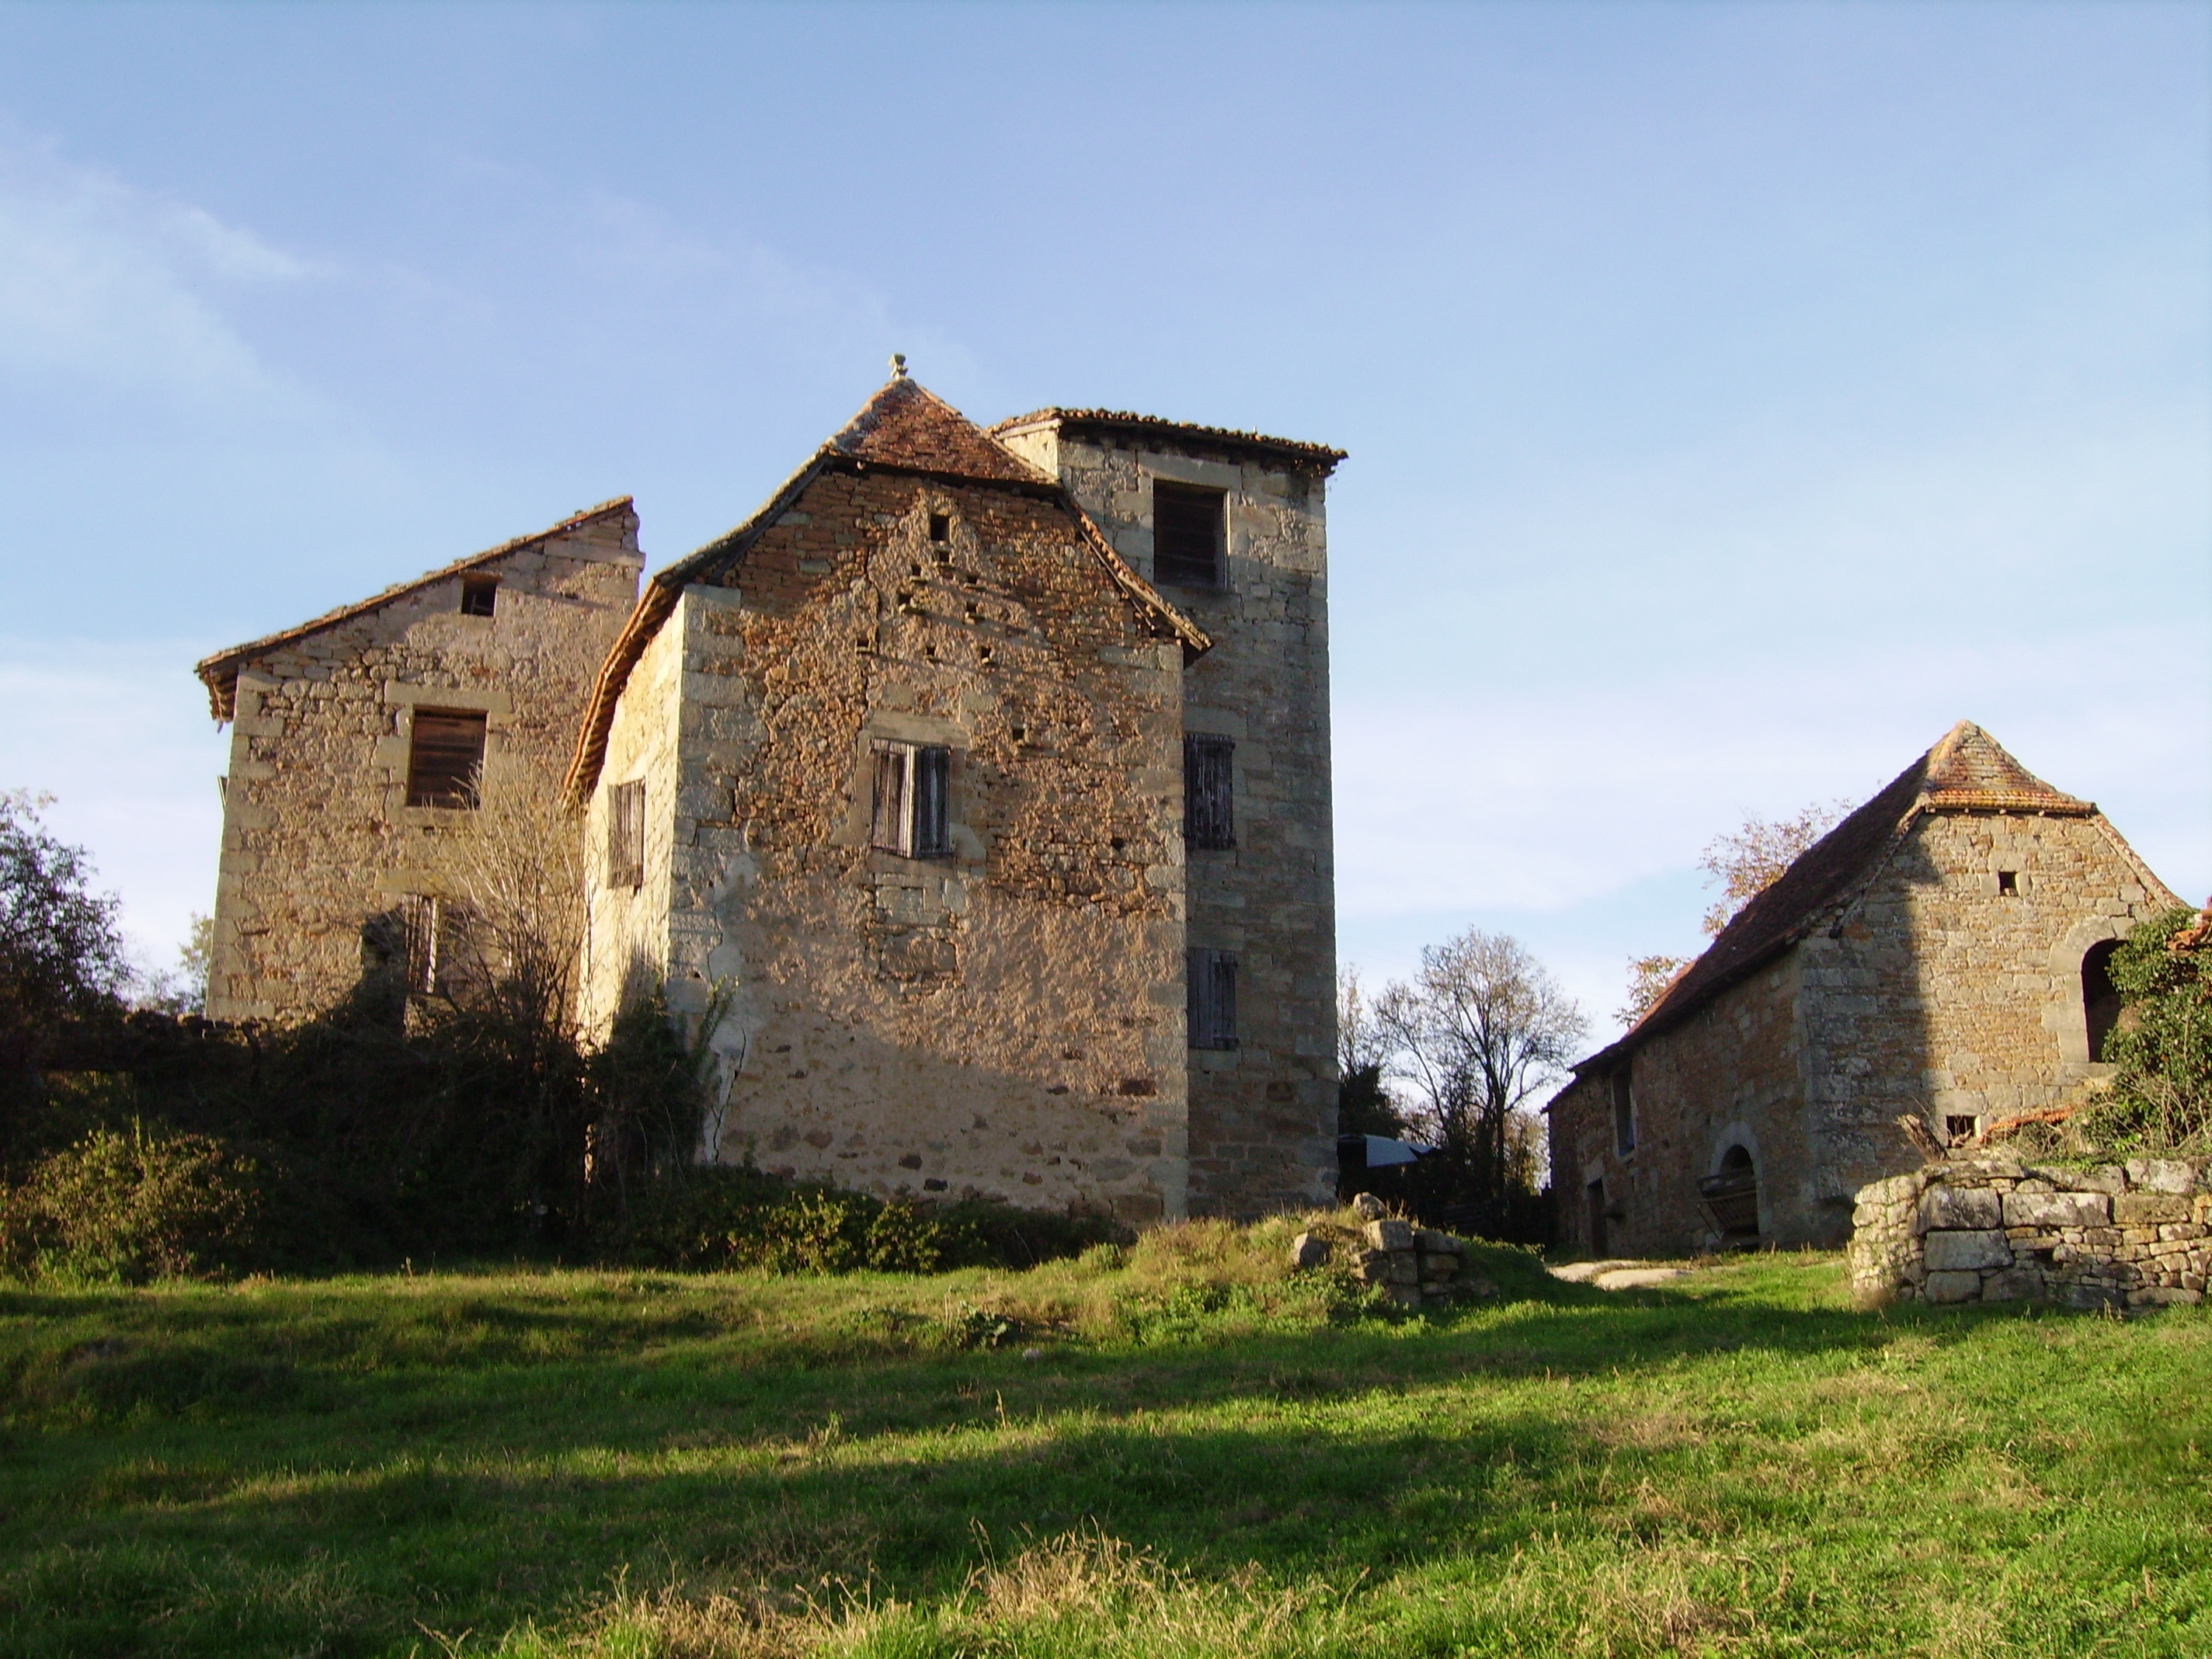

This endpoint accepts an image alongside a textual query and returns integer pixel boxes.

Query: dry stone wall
[996,421,1338,1218]
[1849,1156,2208,1309]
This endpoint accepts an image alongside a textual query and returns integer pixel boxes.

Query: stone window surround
[379,681,513,826]
[834,707,981,867]
[1142,452,1245,593]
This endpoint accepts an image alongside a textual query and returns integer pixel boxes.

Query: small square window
[405,710,486,809]
[1996,870,2018,896]
[928,513,950,544]
[1946,1115,1979,1145]
[871,740,951,858]
[1153,481,1226,588]
[1188,948,1238,1049]
[460,576,499,617]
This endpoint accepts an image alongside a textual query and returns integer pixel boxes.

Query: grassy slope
[0,1224,2204,1658]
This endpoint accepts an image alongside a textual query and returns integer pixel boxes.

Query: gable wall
[1797,809,2176,1209]
[209,513,642,1022]
[590,469,1191,1223]
[997,426,1338,1217]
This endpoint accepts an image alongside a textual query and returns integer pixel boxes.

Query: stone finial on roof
[889,353,908,379]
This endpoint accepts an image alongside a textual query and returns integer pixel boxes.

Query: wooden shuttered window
[607,779,645,891]
[399,894,443,996]
[1153,481,1226,588]
[1188,948,1238,1050]
[1184,734,1234,850]
[405,710,487,809]
[871,741,951,858]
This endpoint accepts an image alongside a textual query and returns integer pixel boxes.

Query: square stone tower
[992,409,1344,1216]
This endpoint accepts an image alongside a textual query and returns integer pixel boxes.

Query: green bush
[2078,905,2211,1154]
[0,1122,262,1283]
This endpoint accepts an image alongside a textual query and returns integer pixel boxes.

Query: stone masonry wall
[210,510,642,1022]
[996,423,1337,1217]
[1849,1156,2208,1309]
[582,469,1191,1224]
[1549,951,1805,1257]
[1798,811,2175,1210]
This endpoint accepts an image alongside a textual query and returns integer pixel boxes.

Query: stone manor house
[1547,722,2183,1258]
[195,370,1344,1222]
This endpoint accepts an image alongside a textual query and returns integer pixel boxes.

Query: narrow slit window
[405,710,486,809]
[871,740,952,858]
[607,779,645,891]
[1611,1067,1636,1155]
[1188,948,1238,1050]
[461,576,499,617]
[1184,734,1235,850]
[1153,481,1226,588]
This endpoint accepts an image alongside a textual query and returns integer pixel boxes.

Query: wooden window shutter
[607,779,645,890]
[1153,482,1226,588]
[405,710,486,809]
[1188,948,1238,1050]
[400,894,440,996]
[913,746,951,857]
[1184,735,1235,850]
[871,742,910,856]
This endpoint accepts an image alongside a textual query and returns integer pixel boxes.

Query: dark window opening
[927,513,950,544]
[1611,1067,1636,1155]
[1153,480,1226,588]
[1698,1146,1760,1238]
[1585,1180,1609,1257]
[1188,948,1238,1049]
[1184,734,1235,850]
[871,740,951,858]
[1997,869,2019,896]
[2082,938,2124,1062]
[1945,1115,1979,1145]
[405,710,486,809]
[607,778,645,891]
[460,576,499,617]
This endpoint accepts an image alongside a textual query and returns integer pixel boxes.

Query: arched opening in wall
[1698,1146,1760,1242]
[2082,940,2124,1063]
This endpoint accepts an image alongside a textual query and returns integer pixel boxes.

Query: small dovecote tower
[991,409,1347,1216]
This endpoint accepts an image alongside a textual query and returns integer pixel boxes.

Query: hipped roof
[193,497,635,722]
[1574,721,2170,1077]
[562,375,1209,805]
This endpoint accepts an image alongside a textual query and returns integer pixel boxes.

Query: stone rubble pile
[1289,1202,1493,1308]
[1849,1156,2207,1309]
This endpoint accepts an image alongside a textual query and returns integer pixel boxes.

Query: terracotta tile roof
[193,498,635,722]
[562,376,1209,806]
[988,408,1347,471]
[1575,722,2130,1075]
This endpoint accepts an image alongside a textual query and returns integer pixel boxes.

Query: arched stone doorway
[2082,939,2124,1064]
[1699,1145,1761,1242]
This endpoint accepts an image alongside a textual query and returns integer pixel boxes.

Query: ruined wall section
[1549,951,1807,1256]
[645,470,1191,1223]
[998,425,1337,1217]
[1802,810,2176,1212]
[209,512,641,1022]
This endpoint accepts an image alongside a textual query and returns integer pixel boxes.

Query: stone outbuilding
[1547,722,2182,1257]
[194,368,1344,1223]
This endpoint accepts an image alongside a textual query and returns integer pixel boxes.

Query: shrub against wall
[2078,905,2210,1155]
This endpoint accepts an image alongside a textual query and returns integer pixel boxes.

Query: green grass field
[0,1218,2204,1657]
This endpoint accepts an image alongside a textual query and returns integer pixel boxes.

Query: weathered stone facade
[1548,724,2181,1257]
[1849,1156,2207,1309]
[569,376,1344,1221]
[196,503,642,1023]
[992,412,1340,1216]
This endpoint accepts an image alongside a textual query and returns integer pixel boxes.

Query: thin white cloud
[0,142,315,416]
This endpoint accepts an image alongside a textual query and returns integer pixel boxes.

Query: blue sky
[0,1,2205,1036]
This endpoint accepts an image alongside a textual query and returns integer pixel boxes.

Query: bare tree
[1336,967,1403,1140]
[1372,928,1585,1208]
[1619,798,1852,1024]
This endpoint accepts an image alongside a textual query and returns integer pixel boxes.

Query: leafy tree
[1619,798,1852,1024]
[2078,904,2211,1153]
[1,791,130,1167]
